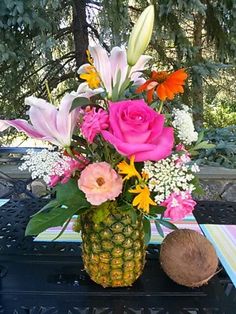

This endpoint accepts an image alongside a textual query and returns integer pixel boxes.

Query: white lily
[70,82,104,99]
[78,45,151,99]
[127,5,155,66]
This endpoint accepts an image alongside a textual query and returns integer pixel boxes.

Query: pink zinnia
[162,191,196,221]
[81,108,109,143]
[78,162,123,205]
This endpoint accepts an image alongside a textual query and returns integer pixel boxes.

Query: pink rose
[78,162,123,205]
[101,99,174,162]
[162,191,196,221]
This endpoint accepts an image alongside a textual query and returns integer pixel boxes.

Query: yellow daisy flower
[117,155,141,181]
[80,65,101,89]
[129,184,156,213]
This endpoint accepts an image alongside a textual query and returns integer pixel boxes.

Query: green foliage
[91,202,111,224]
[0,0,78,123]
[143,217,151,245]
[204,102,236,128]
[195,126,236,168]
[1,0,236,131]
[96,0,130,47]
[154,220,164,238]
[99,0,236,126]
[70,97,92,111]
[25,179,89,236]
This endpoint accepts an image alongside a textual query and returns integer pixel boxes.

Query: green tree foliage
[96,0,236,128]
[1,0,236,130]
[0,0,88,120]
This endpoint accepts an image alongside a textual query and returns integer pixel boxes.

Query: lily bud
[127,5,155,66]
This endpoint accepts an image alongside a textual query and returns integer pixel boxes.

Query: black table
[0,199,235,313]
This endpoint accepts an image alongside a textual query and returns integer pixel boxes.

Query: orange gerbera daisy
[136,69,188,103]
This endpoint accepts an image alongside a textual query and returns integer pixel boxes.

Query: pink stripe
[225,225,236,239]
[223,225,236,244]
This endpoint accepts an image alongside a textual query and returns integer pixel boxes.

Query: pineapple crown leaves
[25,179,89,236]
[91,201,112,224]
[92,201,140,225]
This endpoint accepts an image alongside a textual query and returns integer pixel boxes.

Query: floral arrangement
[0,5,213,287]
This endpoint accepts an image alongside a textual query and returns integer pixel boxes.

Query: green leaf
[159,219,178,230]
[193,141,215,151]
[149,205,166,216]
[118,77,131,97]
[25,179,90,236]
[143,217,151,245]
[70,97,92,112]
[196,130,205,145]
[127,207,137,224]
[31,199,59,217]
[52,217,72,241]
[55,179,89,210]
[111,69,122,101]
[92,202,110,224]
[25,204,80,236]
[154,220,164,238]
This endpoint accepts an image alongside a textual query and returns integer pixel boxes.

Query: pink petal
[0,119,44,139]
[89,45,112,95]
[56,94,78,146]
[26,97,60,142]
[102,127,174,162]
[130,55,152,84]
[109,47,128,91]
[134,127,174,161]
[101,129,155,156]
[77,63,91,74]
[108,101,126,141]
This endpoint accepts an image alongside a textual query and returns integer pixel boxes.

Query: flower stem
[158,101,164,113]
[45,80,53,104]
[65,146,74,158]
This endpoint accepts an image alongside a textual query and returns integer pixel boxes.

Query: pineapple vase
[79,202,146,287]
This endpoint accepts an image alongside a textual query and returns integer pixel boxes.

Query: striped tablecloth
[200,224,236,287]
[34,214,202,244]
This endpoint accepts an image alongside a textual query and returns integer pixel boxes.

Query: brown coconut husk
[160,229,219,288]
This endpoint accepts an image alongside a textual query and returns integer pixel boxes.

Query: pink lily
[0,94,79,147]
[78,45,151,98]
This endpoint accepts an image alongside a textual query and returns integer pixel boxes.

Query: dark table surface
[0,199,235,314]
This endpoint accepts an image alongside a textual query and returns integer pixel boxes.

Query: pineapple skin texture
[80,207,146,288]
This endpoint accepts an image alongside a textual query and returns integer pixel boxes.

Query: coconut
[160,229,218,287]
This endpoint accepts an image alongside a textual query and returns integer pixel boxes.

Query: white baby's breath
[19,149,71,183]
[143,155,196,204]
[172,105,198,145]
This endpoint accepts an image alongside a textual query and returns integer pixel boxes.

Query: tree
[97,0,236,128]
[0,0,89,120]
[1,0,236,130]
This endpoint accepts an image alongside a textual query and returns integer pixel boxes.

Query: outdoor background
[0,0,236,168]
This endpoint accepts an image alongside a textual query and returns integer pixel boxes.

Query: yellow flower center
[80,65,101,89]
